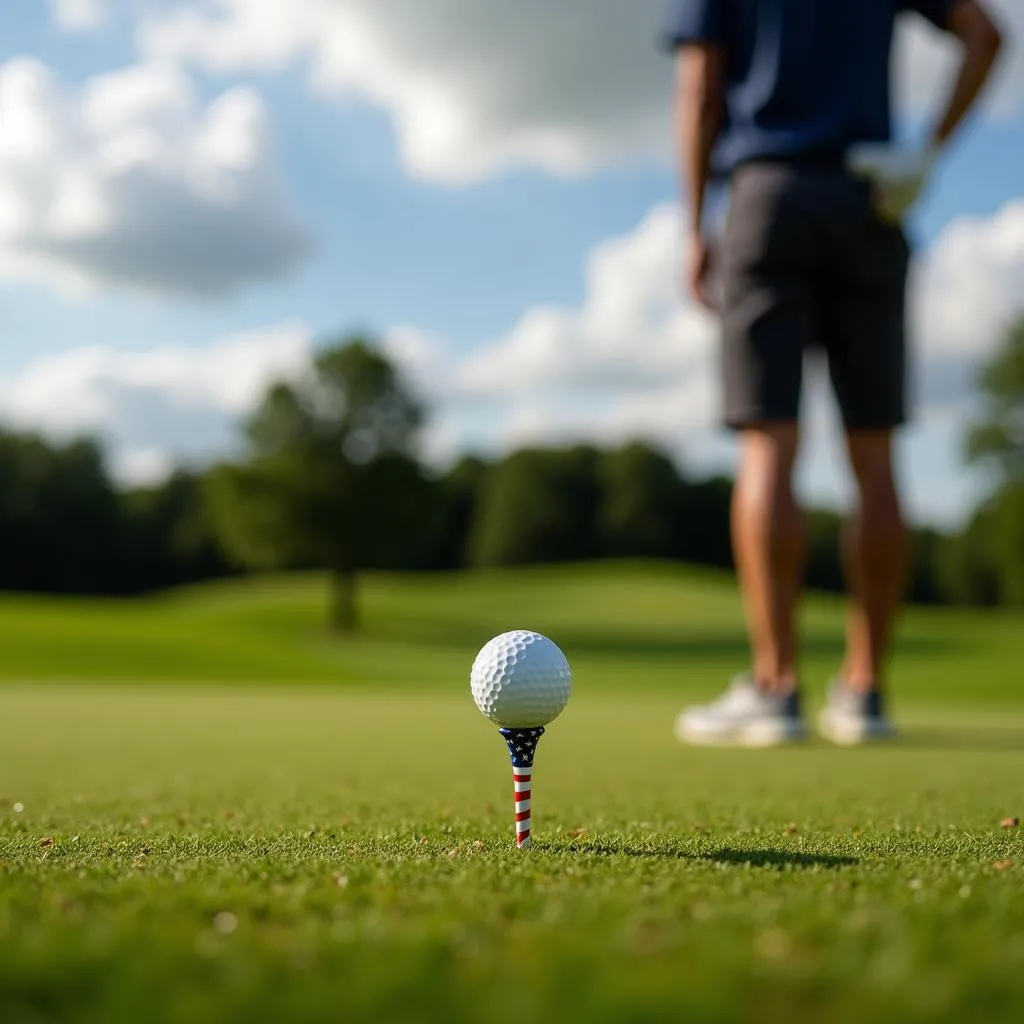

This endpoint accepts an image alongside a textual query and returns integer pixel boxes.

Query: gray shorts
[718,160,911,431]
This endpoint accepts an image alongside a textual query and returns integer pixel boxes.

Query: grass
[0,561,1019,701]
[1,563,1023,1022]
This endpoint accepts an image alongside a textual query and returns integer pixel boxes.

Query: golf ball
[470,630,572,728]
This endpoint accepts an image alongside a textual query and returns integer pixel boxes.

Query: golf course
[2,562,1022,1023]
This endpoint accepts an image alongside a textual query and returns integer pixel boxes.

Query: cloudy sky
[2,0,1023,527]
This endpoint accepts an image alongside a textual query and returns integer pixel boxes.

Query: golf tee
[513,765,532,849]
[499,727,545,851]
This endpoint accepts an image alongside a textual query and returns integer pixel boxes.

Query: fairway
[2,565,1023,1023]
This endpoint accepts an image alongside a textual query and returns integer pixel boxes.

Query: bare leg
[841,431,906,693]
[731,426,805,695]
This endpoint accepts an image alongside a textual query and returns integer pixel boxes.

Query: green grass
[1,564,1023,1022]
[0,562,1020,701]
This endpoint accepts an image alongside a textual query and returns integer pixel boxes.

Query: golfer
[663,0,1004,745]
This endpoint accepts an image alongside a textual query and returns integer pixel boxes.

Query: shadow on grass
[551,841,858,870]
[367,619,961,661]
[702,848,858,870]
[894,726,1024,753]
[557,631,958,659]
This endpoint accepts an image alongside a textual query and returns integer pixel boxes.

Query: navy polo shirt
[661,0,955,174]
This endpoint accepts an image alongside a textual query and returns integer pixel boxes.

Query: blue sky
[1,0,1023,528]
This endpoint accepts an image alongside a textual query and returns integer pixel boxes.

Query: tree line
[1,320,1020,628]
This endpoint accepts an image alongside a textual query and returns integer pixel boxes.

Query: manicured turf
[1,565,1022,1022]
[0,562,1020,701]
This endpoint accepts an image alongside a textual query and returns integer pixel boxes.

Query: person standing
[662,0,1005,746]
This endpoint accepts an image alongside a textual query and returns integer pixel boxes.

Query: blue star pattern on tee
[500,727,545,768]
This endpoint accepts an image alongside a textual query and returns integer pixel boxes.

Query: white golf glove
[846,142,939,224]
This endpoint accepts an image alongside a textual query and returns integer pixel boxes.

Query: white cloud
[398,197,1024,525]
[375,207,722,469]
[109,447,177,487]
[898,0,1024,121]
[441,196,1024,413]
[0,323,313,485]
[136,0,1024,183]
[915,199,1024,360]
[0,58,311,298]
[3,198,1021,520]
[382,326,452,402]
[138,0,672,183]
[447,203,717,443]
[52,0,109,32]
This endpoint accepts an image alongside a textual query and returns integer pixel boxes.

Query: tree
[958,318,1024,607]
[468,446,602,567]
[206,338,429,632]
[599,442,682,558]
[905,526,946,606]
[935,496,1018,607]
[804,510,844,595]
[675,474,735,571]
[120,471,236,592]
[981,484,1024,606]
[429,456,490,570]
[0,432,121,594]
[966,317,1023,486]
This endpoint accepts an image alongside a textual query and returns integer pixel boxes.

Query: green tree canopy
[0,432,121,593]
[430,456,491,570]
[120,471,233,592]
[469,446,602,567]
[966,316,1023,486]
[599,442,682,558]
[206,338,432,631]
[953,317,1024,607]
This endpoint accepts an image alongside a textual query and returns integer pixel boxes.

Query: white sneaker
[675,675,807,748]
[817,680,896,746]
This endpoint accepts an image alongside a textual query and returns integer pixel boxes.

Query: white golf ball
[470,630,572,728]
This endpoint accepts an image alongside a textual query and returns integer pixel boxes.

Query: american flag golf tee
[499,727,545,849]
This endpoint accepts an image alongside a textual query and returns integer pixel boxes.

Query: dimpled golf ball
[471,630,572,728]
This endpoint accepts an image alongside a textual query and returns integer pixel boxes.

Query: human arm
[850,0,1005,221]
[675,43,726,308]
[661,0,728,308]
[928,0,1005,150]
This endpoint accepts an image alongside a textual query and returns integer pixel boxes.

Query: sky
[1,0,1023,529]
